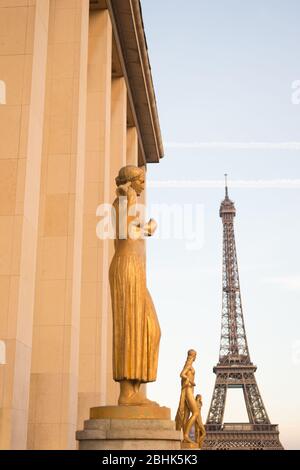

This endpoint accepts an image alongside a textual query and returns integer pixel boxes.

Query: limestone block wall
[0,0,50,450]
[27,0,90,450]
[0,0,142,450]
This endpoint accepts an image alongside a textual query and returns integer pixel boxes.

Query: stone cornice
[90,0,164,164]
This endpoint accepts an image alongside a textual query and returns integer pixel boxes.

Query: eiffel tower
[203,177,283,450]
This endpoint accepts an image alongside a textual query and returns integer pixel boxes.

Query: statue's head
[187,349,197,361]
[116,165,145,196]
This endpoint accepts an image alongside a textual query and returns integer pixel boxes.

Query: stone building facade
[0,0,163,449]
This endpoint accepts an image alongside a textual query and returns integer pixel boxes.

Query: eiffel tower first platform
[203,177,283,450]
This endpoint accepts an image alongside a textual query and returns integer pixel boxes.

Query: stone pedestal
[76,406,182,450]
[181,441,200,450]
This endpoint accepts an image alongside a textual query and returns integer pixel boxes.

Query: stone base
[181,441,200,450]
[76,406,182,450]
[90,405,171,420]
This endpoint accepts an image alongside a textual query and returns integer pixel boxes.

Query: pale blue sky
[141,0,300,449]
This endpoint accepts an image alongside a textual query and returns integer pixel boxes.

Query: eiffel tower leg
[206,382,227,425]
[243,374,270,424]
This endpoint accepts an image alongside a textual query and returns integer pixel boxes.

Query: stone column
[27,0,89,450]
[77,8,113,431]
[110,78,127,187]
[0,0,49,450]
[126,127,138,166]
[105,77,127,405]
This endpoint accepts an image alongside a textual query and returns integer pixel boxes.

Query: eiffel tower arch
[203,177,283,450]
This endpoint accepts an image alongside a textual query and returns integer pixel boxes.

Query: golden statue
[109,165,161,406]
[175,350,206,448]
[195,394,206,448]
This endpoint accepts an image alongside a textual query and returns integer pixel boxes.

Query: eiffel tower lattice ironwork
[203,176,283,450]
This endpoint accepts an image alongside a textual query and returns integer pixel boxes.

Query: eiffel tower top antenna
[224,173,228,198]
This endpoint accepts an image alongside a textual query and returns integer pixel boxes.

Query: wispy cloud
[165,141,300,150]
[148,179,300,189]
[262,276,300,291]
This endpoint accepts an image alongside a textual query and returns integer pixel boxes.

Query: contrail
[148,179,300,189]
[164,142,300,150]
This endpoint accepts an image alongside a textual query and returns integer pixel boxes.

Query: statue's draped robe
[109,189,161,382]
